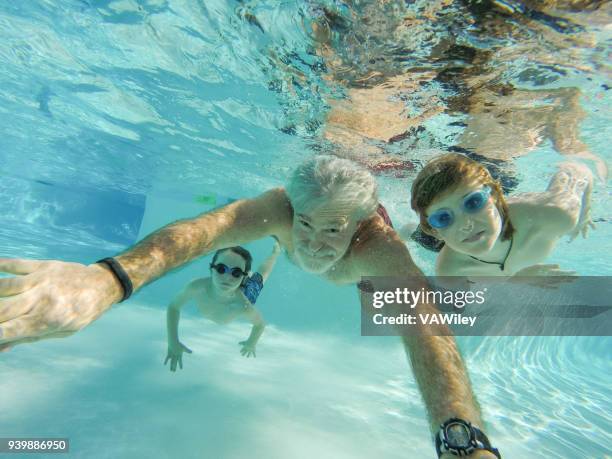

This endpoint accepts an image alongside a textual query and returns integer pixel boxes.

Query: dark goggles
[210,263,247,278]
[427,186,492,230]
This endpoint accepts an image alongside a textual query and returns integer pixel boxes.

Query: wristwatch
[435,418,501,458]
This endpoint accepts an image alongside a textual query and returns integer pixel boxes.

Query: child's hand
[563,162,595,241]
[568,213,595,241]
[164,341,192,372]
[239,340,257,358]
[568,184,595,241]
[271,237,282,253]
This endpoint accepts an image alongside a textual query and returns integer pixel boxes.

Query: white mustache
[298,245,335,259]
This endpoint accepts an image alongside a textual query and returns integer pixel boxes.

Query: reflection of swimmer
[165,241,280,371]
[304,0,608,182]
[449,83,608,181]
[0,156,499,458]
[410,154,594,277]
[321,74,442,175]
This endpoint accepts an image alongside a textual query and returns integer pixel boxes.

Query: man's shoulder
[351,213,396,249]
[257,187,291,208]
[348,215,421,278]
[249,188,294,226]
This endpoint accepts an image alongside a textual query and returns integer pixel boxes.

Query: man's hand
[239,340,256,358]
[0,259,123,351]
[164,340,193,372]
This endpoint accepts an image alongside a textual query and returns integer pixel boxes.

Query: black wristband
[96,257,133,302]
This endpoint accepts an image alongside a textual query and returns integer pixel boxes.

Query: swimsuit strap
[468,237,513,271]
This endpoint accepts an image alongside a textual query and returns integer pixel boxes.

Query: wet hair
[286,155,379,221]
[411,153,514,241]
[211,246,252,272]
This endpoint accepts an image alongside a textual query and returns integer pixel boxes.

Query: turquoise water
[0,1,611,458]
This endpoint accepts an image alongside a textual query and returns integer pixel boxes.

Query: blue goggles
[210,263,247,278]
[427,186,492,230]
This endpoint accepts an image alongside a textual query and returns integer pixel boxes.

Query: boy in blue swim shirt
[165,239,280,371]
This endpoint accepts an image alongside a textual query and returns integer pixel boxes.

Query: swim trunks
[242,272,264,304]
[368,159,416,178]
[410,225,445,253]
[376,203,394,228]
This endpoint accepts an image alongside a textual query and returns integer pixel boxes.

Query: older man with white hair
[0,156,500,458]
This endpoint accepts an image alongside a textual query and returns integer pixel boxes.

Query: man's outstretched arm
[115,188,290,291]
[0,188,291,349]
[353,227,495,458]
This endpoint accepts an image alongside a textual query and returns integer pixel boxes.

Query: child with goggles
[165,239,281,372]
[410,154,595,277]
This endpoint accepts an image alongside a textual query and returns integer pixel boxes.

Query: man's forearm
[113,190,287,292]
[116,215,219,292]
[400,281,482,433]
[403,333,482,433]
[354,229,487,445]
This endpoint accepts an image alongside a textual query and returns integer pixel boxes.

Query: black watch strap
[473,427,501,459]
[435,418,501,458]
[96,257,133,302]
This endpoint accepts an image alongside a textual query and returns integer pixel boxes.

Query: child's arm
[517,162,595,240]
[164,282,197,371]
[239,307,266,358]
[548,87,608,181]
[254,239,282,283]
[542,162,595,240]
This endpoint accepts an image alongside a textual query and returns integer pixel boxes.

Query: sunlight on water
[0,1,610,458]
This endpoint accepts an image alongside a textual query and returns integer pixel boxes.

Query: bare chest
[195,295,248,324]
[459,231,557,276]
